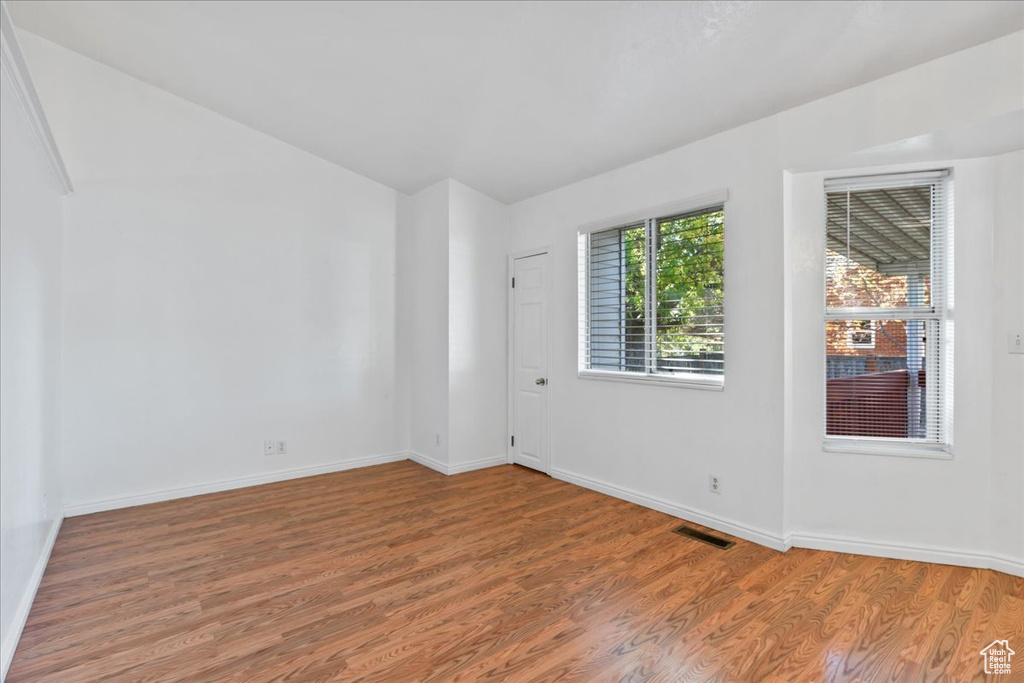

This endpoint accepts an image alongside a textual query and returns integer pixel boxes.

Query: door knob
[535,377,547,386]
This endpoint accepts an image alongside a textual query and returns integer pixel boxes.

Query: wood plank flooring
[8,462,1023,682]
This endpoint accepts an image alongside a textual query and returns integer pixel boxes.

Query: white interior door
[512,253,549,472]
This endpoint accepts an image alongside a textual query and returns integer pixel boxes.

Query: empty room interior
[2,1,1024,680]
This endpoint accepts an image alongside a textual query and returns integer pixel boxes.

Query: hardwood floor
[8,462,1023,682]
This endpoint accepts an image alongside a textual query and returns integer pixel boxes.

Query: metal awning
[826,185,931,276]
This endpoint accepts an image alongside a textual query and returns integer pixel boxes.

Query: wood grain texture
[7,462,1023,682]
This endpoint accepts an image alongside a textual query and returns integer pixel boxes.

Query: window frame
[820,170,953,458]
[578,191,728,391]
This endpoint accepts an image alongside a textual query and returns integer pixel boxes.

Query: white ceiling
[8,1,1023,203]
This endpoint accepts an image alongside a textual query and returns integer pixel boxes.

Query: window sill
[822,438,952,460]
[578,369,724,391]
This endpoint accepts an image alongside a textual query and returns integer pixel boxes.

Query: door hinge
[511,435,515,447]
[511,277,515,288]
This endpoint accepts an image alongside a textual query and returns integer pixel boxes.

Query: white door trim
[507,246,551,470]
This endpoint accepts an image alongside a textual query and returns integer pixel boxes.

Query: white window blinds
[823,170,953,448]
[586,222,647,372]
[579,203,725,386]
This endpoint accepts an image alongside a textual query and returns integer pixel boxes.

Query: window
[579,200,725,388]
[846,321,875,349]
[823,170,952,452]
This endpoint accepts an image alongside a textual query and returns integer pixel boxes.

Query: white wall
[397,179,510,471]
[19,33,406,512]
[507,31,1023,565]
[0,63,64,676]
[398,180,451,463]
[448,181,508,468]
[991,150,1024,563]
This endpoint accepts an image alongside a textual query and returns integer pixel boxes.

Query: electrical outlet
[435,433,441,447]
[263,440,275,456]
[277,440,287,454]
[709,475,722,494]
[1010,331,1024,354]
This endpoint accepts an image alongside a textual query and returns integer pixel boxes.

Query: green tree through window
[655,210,724,373]
[584,204,724,381]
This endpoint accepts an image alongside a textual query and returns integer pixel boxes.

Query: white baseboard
[1,516,62,682]
[64,451,514,517]
[407,452,508,476]
[547,467,1024,577]
[406,451,448,475]
[788,531,1024,578]
[550,467,788,551]
[989,554,1024,578]
[448,455,508,475]
[62,452,409,517]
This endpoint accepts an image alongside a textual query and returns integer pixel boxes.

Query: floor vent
[672,524,735,549]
